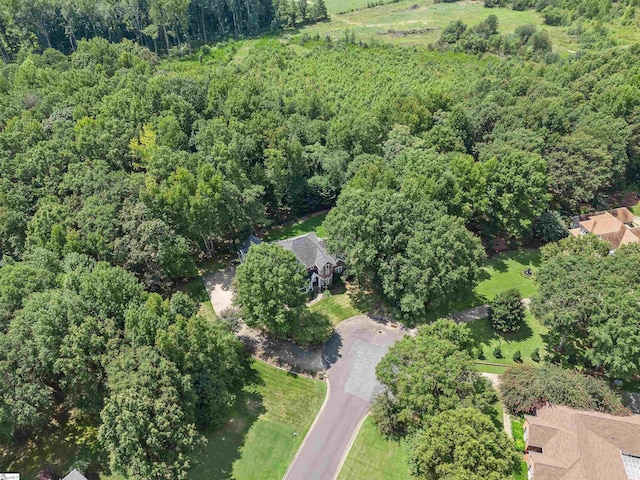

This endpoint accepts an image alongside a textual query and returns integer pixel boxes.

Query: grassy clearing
[337,416,412,480]
[190,360,326,479]
[425,248,540,321]
[263,211,328,241]
[300,0,574,53]
[466,310,547,365]
[477,249,540,301]
[324,0,375,14]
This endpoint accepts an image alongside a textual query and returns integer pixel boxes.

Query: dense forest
[0,0,327,60]
[1,0,640,475]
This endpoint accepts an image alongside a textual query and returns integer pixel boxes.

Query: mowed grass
[299,0,575,53]
[425,248,540,321]
[477,249,541,301]
[263,211,328,241]
[310,291,363,326]
[190,360,326,480]
[337,417,412,480]
[465,310,547,365]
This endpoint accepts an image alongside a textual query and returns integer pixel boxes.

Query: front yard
[190,360,326,479]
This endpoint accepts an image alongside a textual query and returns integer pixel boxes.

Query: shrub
[473,346,485,360]
[512,350,522,363]
[531,348,540,362]
[489,288,525,332]
[500,364,629,416]
[493,345,503,359]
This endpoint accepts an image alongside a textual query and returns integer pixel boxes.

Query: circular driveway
[283,315,407,480]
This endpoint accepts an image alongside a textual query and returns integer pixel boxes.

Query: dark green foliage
[534,210,568,243]
[512,350,522,362]
[531,348,540,362]
[489,288,525,332]
[372,322,496,437]
[408,407,520,480]
[533,242,640,377]
[500,364,629,416]
[99,346,202,479]
[493,345,503,359]
[235,243,332,344]
[326,179,485,324]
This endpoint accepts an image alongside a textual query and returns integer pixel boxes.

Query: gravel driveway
[283,315,407,480]
[202,266,235,316]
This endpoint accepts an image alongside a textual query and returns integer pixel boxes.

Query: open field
[190,360,326,479]
[466,310,547,365]
[263,211,328,241]
[337,416,412,480]
[299,0,576,53]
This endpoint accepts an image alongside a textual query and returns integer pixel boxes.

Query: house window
[523,427,528,444]
[335,266,343,274]
[528,464,534,480]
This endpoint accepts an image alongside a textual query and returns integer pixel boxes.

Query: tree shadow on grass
[502,319,534,344]
[190,365,266,480]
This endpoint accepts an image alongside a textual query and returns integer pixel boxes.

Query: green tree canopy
[408,407,520,480]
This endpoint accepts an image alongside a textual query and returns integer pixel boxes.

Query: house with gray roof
[238,232,345,291]
[61,470,88,480]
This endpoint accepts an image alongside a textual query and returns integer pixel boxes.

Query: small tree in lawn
[489,288,524,332]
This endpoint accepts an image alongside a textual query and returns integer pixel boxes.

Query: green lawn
[190,360,326,479]
[263,211,328,241]
[466,310,547,366]
[474,363,509,375]
[324,0,373,14]
[337,417,412,480]
[425,248,540,322]
[300,0,575,53]
[310,290,363,326]
[477,249,541,301]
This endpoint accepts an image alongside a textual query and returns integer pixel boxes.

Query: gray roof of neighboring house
[62,470,88,480]
[239,234,262,257]
[276,232,338,270]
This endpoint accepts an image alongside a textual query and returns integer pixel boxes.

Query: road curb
[334,412,369,479]
[282,374,332,480]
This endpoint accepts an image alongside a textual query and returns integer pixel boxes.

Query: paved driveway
[202,266,235,316]
[283,316,407,480]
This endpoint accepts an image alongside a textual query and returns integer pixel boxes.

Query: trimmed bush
[493,345,503,359]
[489,288,525,332]
[512,350,522,363]
[531,348,540,362]
[499,364,629,416]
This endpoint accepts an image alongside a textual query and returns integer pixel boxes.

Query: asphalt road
[283,315,407,480]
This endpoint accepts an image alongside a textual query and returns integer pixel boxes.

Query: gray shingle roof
[62,470,88,480]
[276,232,337,270]
[239,234,262,258]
